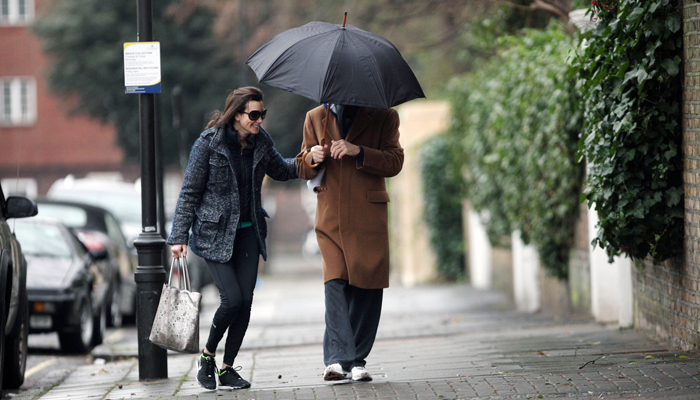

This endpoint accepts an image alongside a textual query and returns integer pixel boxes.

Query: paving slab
[9,256,700,400]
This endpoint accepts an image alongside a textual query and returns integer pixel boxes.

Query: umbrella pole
[321,105,330,147]
[302,105,331,169]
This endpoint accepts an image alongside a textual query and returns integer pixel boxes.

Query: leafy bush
[449,24,583,279]
[419,134,466,281]
[572,0,683,262]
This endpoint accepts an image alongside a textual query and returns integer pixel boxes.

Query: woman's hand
[330,140,359,159]
[171,244,187,259]
[310,144,327,164]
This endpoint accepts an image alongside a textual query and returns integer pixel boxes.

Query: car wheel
[91,301,106,347]
[2,262,28,389]
[58,298,93,354]
[107,283,123,328]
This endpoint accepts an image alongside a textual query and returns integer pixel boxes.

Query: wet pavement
[8,254,700,399]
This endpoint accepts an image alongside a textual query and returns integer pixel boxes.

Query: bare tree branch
[495,0,571,22]
[530,0,570,22]
[500,1,532,11]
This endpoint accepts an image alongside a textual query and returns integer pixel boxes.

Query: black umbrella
[245,15,425,110]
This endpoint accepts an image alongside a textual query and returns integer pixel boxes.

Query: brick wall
[569,201,591,316]
[0,0,125,196]
[633,258,699,350]
[630,0,700,351]
[539,200,590,318]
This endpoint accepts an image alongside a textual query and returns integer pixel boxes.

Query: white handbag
[149,256,202,353]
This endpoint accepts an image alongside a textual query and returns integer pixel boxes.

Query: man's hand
[330,140,359,159]
[171,244,187,259]
[310,144,328,164]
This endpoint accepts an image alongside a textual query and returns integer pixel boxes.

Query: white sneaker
[351,366,372,382]
[323,363,349,381]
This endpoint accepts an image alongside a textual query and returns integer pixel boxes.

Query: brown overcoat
[296,105,404,289]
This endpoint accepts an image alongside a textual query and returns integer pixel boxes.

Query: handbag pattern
[149,257,202,353]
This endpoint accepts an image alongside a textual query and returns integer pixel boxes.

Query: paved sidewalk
[11,255,700,399]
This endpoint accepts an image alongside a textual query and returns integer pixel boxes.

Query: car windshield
[13,221,72,258]
[37,204,88,228]
[51,190,141,224]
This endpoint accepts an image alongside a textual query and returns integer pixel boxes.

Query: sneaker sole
[352,374,373,382]
[323,371,348,381]
[218,384,251,390]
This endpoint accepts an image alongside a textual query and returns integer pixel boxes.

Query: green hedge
[419,134,466,281]
[448,24,583,279]
[572,0,683,262]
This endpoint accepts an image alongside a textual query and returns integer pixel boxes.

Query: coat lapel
[320,108,342,144]
[209,127,232,160]
[345,107,373,143]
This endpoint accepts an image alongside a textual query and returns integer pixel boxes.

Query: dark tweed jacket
[166,125,297,262]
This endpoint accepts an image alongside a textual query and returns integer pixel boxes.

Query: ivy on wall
[448,24,583,279]
[572,0,683,262]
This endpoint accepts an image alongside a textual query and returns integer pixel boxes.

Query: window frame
[0,0,34,26]
[0,76,37,127]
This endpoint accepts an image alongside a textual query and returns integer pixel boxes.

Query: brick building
[0,0,126,197]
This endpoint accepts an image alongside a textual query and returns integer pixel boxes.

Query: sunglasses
[242,109,267,121]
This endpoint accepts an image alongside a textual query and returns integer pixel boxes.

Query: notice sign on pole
[124,42,161,94]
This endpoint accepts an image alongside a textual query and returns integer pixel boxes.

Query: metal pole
[155,93,168,274]
[155,93,166,241]
[133,0,167,381]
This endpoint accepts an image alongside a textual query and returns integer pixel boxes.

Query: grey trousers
[323,279,383,371]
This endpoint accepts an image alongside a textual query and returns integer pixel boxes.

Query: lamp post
[133,0,167,381]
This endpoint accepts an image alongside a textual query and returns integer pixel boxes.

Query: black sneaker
[218,366,251,390]
[196,353,217,390]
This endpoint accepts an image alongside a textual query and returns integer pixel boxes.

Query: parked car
[12,218,107,353]
[35,200,135,327]
[0,182,37,392]
[48,176,211,292]
[47,177,142,247]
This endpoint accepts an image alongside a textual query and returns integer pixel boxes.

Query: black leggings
[204,226,259,367]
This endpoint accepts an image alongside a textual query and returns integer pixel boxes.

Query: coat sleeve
[166,135,210,245]
[357,108,404,177]
[295,110,323,180]
[266,146,298,182]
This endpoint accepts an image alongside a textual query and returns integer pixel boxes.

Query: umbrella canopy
[246,21,425,110]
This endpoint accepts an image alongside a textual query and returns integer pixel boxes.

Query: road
[18,327,131,397]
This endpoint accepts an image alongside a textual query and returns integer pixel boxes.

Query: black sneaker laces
[220,365,243,379]
[202,354,217,377]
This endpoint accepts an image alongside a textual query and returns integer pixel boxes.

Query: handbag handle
[168,256,192,291]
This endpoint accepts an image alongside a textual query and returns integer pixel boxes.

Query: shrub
[419,134,466,281]
[449,24,583,279]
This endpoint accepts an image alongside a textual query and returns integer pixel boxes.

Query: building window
[0,0,33,26]
[0,77,36,127]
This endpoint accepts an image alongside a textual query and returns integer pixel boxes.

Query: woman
[167,86,297,391]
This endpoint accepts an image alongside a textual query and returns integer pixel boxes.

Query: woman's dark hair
[205,86,264,129]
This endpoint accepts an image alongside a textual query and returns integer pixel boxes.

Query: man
[296,103,404,382]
